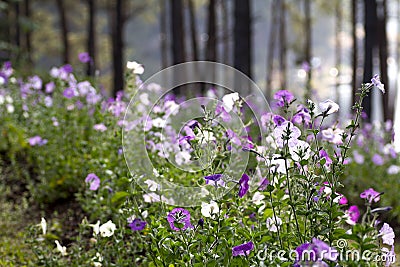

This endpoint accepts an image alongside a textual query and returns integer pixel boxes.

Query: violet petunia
[85,173,100,191]
[238,173,250,198]
[232,241,254,257]
[167,208,193,231]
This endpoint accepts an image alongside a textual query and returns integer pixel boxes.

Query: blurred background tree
[0,0,398,122]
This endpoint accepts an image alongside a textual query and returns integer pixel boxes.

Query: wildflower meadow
[0,58,398,266]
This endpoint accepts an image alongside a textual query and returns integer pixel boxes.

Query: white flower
[266,217,282,232]
[126,61,144,74]
[6,104,14,113]
[269,155,287,174]
[378,223,395,246]
[152,117,166,128]
[99,220,116,237]
[5,95,13,103]
[41,217,47,235]
[387,165,400,175]
[144,179,160,191]
[0,95,4,105]
[319,99,339,115]
[89,220,100,236]
[252,192,265,205]
[222,92,239,112]
[288,140,310,161]
[92,252,103,267]
[55,240,67,256]
[175,150,191,165]
[139,93,150,105]
[197,130,215,144]
[201,201,219,218]
[143,192,161,203]
[141,210,148,219]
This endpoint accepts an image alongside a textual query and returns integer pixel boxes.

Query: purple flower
[28,75,42,90]
[346,205,360,225]
[78,52,91,63]
[93,123,107,132]
[294,238,337,266]
[85,173,100,190]
[372,154,384,166]
[28,136,48,146]
[129,218,146,231]
[360,188,380,203]
[273,121,301,148]
[371,74,385,93]
[319,149,332,166]
[61,64,73,74]
[353,150,365,164]
[238,173,250,198]
[167,208,193,231]
[204,174,222,182]
[45,82,55,93]
[232,241,254,257]
[258,178,269,191]
[187,120,199,129]
[273,115,286,126]
[273,90,294,107]
[292,110,311,126]
[63,87,77,99]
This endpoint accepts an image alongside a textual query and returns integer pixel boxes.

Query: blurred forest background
[0,0,399,122]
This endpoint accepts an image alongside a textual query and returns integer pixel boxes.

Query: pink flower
[345,205,360,225]
[93,123,107,132]
[360,188,380,203]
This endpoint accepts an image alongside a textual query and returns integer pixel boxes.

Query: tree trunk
[265,0,279,101]
[24,0,32,65]
[377,0,391,121]
[206,0,216,61]
[15,1,20,48]
[362,0,377,122]
[351,0,358,105]
[111,0,124,96]
[304,0,312,100]
[170,0,186,94]
[220,0,229,64]
[188,0,198,61]
[87,0,96,76]
[279,0,287,90]
[233,0,251,96]
[170,0,186,64]
[56,0,69,64]
[335,0,342,117]
[160,0,168,68]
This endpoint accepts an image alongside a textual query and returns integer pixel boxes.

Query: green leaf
[111,191,130,206]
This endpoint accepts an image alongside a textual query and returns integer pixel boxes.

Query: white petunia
[319,99,339,115]
[387,165,400,175]
[222,92,239,112]
[175,150,191,165]
[41,217,47,235]
[252,192,265,205]
[126,61,144,74]
[266,217,282,232]
[201,201,219,218]
[55,240,67,256]
[99,220,116,237]
[89,220,100,236]
[144,179,160,192]
[289,140,310,161]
